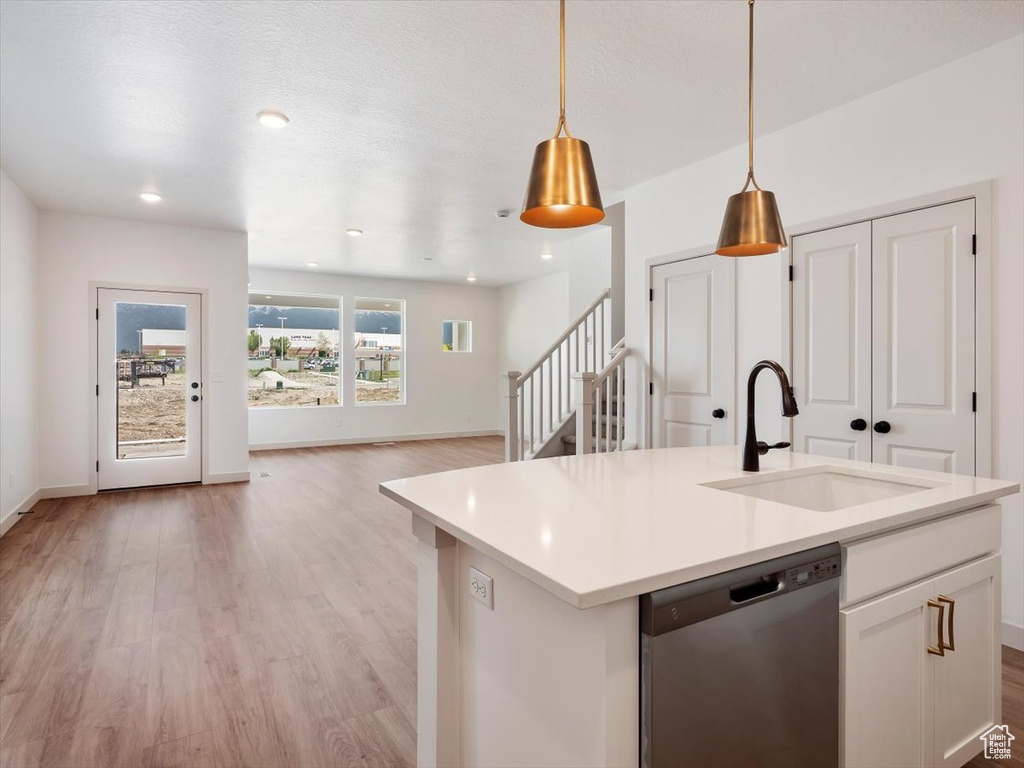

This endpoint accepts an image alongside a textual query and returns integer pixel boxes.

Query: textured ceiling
[2,1,1021,285]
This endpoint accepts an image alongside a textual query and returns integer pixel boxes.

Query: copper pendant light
[521,0,604,229]
[716,0,786,257]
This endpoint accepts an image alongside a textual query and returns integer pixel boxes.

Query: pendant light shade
[716,0,786,257]
[521,0,604,229]
[521,136,603,228]
[716,189,786,256]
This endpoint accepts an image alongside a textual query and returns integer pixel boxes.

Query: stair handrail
[517,289,610,385]
[505,289,612,461]
[574,345,628,455]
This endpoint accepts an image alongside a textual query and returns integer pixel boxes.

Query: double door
[792,200,976,474]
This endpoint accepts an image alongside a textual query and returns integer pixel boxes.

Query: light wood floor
[0,436,503,768]
[1,435,1021,768]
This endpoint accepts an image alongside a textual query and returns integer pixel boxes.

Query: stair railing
[573,344,627,454]
[505,289,611,461]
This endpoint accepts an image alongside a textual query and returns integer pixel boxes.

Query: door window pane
[355,298,403,404]
[116,302,187,459]
[248,296,341,407]
[442,320,472,352]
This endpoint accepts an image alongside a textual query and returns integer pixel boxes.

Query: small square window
[442,320,472,353]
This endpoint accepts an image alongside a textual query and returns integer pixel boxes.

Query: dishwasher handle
[640,543,842,637]
[729,574,783,604]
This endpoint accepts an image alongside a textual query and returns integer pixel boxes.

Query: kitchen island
[380,446,1018,768]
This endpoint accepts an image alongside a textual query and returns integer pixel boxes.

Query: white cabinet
[931,556,1001,768]
[792,200,977,475]
[841,554,1000,768]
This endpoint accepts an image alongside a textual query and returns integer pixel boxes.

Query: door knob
[873,420,891,434]
[850,418,867,431]
[191,395,199,402]
[712,408,725,419]
[191,382,199,389]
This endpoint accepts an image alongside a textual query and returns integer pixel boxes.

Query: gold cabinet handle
[927,600,945,656]
[937,595,955,652]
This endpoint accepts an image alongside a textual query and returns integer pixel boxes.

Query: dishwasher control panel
[786,554,841,591]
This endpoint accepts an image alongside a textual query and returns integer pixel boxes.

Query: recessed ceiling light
[467,275,477,282]
[541,253,554,260]
[306,261,319,268]
[345,228,364,237]
[140,192,162,203]
[257,110,289,128]
[384,303,391,308]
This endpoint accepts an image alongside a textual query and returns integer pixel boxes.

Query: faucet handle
[756,440,791,455]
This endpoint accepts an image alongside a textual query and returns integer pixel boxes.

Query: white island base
[414,515,638,768]
[382,447,1019,768]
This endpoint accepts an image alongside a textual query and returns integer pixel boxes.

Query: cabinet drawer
[842,505,1000,607]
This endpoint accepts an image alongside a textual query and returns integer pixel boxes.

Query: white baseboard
[1003,621,1024,651]
[206,470,252,485]
[0,488,42,537]
[248,430,503,452]
[40,483,93,499]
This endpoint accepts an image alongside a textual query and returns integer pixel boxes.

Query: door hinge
[971,234,976,255]
[972,391,977,412]
[788,264,794,282]
[649,382,654,395]
[649,288,653,302]
[95,308,99,320]
[95,384,99,396]
[96,460,99,472]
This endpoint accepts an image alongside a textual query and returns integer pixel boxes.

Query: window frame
[442,319,473,353]
[247,291,343,410]
[353,297,405,407]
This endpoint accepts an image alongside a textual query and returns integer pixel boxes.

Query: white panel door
[650,255,735,448]
[931,555,1000,768]
[841,578,935,768]
[872,201,975,475]
[97,288,202,490]
[792,222,872,461]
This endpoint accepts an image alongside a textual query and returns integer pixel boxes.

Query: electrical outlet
[468,567,493,609]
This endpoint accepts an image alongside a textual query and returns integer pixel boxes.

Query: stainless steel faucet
[743,360,799,472]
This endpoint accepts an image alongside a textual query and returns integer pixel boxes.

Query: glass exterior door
[97,288,202,489]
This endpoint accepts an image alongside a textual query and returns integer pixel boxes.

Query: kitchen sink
[702,466,939,512]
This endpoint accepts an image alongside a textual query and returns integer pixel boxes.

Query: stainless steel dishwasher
[640,543,841,768]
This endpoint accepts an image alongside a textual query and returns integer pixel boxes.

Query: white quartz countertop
[379,447,1018,609]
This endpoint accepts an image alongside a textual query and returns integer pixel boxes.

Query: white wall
[498,271,570,377]
[623,37,1024,640]
[0,169,40,532]
[567,226,612,319]
[38,213,250,490]
[247,267,501,448]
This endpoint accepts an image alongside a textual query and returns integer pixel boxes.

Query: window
[248,293,340,408]
[442,320,472,353]
[354,297,403,405]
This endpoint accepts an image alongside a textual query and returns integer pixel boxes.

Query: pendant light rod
[554,0,571,138]
[744,0,760,192]
[560,0,565,118]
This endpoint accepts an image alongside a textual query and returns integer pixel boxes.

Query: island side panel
[457,543,639,768]
[413,515,460,768]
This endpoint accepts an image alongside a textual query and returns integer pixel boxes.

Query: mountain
[115,303,186,352]
[248,305,401,334]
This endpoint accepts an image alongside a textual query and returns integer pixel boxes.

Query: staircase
[504,291,635,461]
